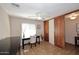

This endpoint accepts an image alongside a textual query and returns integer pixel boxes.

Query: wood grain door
[54,16,65,48]
[44,21,49,41]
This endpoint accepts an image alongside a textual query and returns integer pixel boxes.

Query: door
[44,20,49,41]
[49,19,54,45]
[54,16,65,48]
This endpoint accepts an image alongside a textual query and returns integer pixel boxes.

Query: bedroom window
[22,23,36,38]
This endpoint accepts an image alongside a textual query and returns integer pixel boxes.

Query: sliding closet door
[54,16,65,48]
[49,19,54,45]
[44,21,49,41]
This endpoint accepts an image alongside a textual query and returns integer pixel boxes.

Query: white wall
[9,16,44,39]
[0,7,10,40]
[65,17,79,45]
[49,19,54,45]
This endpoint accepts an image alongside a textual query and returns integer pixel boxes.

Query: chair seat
[30,36,36,48]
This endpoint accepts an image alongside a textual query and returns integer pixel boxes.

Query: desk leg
[36,37,40,44]
[75,39,77,48]
[18,46,21,55]
[39,37,40,44]
[36,38,37,43]
[22,40,24,49]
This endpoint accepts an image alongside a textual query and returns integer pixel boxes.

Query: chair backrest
[30,36,36,43]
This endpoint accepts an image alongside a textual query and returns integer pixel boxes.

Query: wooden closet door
[44,21,49,41]
[54,16,65,48]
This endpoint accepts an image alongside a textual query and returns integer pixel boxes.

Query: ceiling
[0,3,79,21]
[65,11,79,20]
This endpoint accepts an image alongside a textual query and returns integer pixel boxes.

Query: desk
[75,36,79,47]
[22,38,30,49]
[22,36,40,49]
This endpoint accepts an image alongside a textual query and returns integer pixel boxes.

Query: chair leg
[30,43,36,48]
[30,44,32,48]
[35,43,36,47]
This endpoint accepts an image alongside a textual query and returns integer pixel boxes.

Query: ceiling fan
[11,3,20,8]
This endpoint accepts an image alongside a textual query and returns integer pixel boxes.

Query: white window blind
[22,23,36,38]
